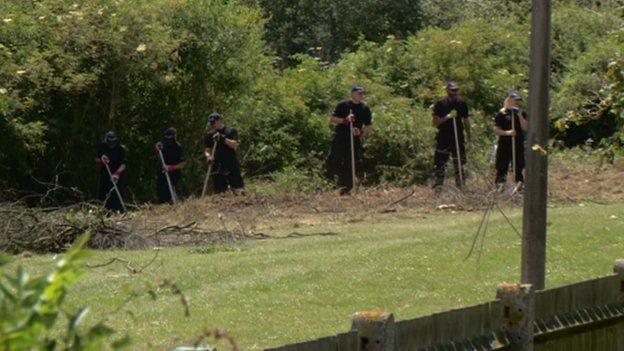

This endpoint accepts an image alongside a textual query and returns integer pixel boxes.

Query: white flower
[3,18,12,23]
[16,70,26,75]
[136,44,147,52]
[0,88,7,95]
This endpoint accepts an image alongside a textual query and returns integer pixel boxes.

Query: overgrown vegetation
[0,235,132,350]
[1,0,623,202]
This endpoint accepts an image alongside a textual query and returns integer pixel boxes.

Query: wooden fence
[266,260,624,351]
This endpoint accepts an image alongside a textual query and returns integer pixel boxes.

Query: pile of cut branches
[0,202,132,254]
[0,202,253,254]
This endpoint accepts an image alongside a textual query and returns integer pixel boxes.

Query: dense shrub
[2,0,623,201]
[551,8,624,147]
[0,0,268,200]
[245,0,422,65]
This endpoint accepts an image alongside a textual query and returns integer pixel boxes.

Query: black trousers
[433,140,466,187]
[157,172,180,204]
[213,161,244,193]
[326,137,362,191]
[98,176,125,213]
[495,141,525,184]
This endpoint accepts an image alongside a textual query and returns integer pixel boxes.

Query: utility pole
[521,0,551,291]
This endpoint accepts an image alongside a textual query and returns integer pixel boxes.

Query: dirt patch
[3,160,621,254]
[129,160,624,240]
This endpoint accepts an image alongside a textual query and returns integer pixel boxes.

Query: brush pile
[0,202,247,254]
[0,203,132,254]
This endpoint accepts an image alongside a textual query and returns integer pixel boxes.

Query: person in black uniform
[432,82,471,188]
[95,131,127,212]
[494,92,528,186]
[326,86,373,195]
[156,128,186,204]
[204,113,245,194]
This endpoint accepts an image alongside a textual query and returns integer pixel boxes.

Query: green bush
[552,28,624,147]
[246,165,332,197]
[0,235,131,350]
[249,0,423,65]
[419,0,529,29]
[0,0,268,201]
[2,0,624,200]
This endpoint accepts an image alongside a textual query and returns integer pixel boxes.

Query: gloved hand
[446,110,458,119]
[162,165,175,173]
[100,155,110,164]
[205,150,214,162]
[507,130,517,137]
[353,127,363,137]
[341,115,355,125]
[155,142,164,152]
[111,172,120,182]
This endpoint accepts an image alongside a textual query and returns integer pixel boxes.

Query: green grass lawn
[17,202,624,350]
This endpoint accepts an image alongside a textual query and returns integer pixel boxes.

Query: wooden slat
[336,331,357,351]
[271,274,622,351]
[264,334,339,351]
[535,275,619,320]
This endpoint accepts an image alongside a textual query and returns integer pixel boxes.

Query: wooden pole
[511,108,517,183]
[613,260,624,351]
[351,311,395,351]
[103,160,127,212]
[452,115,464,187]
[521,0,551,290]
[497,284,535,351]
[157,147,177,204]
[349,109,357,192]
[201,141,219,197]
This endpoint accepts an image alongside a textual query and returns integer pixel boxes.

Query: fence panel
[266,271,624,350]
[265,331,357,351]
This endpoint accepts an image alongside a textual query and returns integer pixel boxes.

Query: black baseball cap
[164,127,177,139]
[351,85,365,93]
[207,113,222,124]
[446,82,459,90]
[104,131,118,144]
[508,92,523,101]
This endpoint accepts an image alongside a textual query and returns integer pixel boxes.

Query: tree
[247,0,422,65]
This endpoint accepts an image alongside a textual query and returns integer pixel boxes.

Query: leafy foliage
[1,0,624,200]
[0,0,268,200]
[0,235,131,350]
[551,8,624,148]
[247,0,422,65]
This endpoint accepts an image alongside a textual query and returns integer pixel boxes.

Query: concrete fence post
[351,311,395,351]
[613,260,624,351]
[496,283,535,351]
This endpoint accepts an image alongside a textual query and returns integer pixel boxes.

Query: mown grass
[17,202,624,350]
